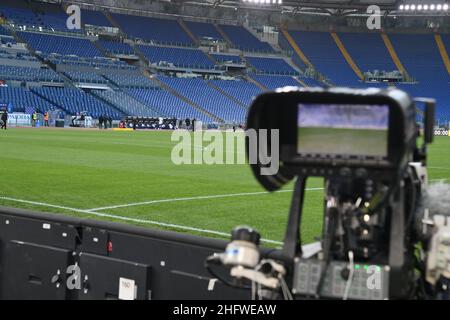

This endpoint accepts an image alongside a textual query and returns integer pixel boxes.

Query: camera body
[206,87,448,300]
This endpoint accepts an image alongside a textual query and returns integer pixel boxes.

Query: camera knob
[231,226,261,246]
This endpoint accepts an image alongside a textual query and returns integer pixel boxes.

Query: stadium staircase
[280,29,314,69]
[380,33,410,80]
[206,81,248,108]
[294,78,308,87]
[91,40,110,58]
[434,34,450,75]
[144,70,224,123]
[214,24,233,47]
[243,74,268,91]
[330,32,364,80]
[178,20,199,45]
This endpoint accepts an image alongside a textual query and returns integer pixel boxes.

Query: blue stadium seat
[338,33,396,73]
[246,56,299,75]
[101,71,157,88]
[210,79,261,106]
[184,21,223,41]
[389,33,450,123]
[211,54,242,64]
[93,90,160,117]
[218,25,273,53]
[0,86,56,113]
[138,45,215,70]
[159,76,246,122]
[64,70,107,84]
[127,88,214,122]
[249,74,301,90]
[113,13,194,46]
[81,10,112,27]
[18,32,103,58]
[98,40,134,55]
[31,86,123,119]
[0,65,62,82]
[287,31,360,86]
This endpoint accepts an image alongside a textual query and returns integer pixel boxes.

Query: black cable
[204,256,251,290]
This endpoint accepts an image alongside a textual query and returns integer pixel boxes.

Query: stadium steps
[294,78,308,87]
[280,29,313,69]
[434,34,450,75]
[330,32,364,80]
[145,71,224,123]
[206,81,248,109]
[244,74,268,91]
[91,40,110,58]
[12,31,76,88]
[91,89,159,116]
[380,33,410,80]
[214,24,233,47]
[178,20,199,45]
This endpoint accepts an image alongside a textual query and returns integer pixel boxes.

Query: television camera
[206,87,450,300]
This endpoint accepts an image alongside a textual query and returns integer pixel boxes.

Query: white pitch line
[0,195,282,245]
[87,187,325,212]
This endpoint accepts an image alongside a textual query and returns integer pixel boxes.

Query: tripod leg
[281,176,307,261]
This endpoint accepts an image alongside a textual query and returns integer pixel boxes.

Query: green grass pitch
[0,128,449,246]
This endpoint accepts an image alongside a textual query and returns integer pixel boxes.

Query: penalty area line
[0,195,282,245]
[86,187,325,212]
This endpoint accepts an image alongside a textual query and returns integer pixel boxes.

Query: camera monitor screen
[297,104,389,158]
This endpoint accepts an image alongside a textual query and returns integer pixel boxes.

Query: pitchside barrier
[0,206,275,300]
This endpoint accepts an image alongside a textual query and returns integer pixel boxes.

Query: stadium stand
[338,33,396,74]
[98,40,135,55]
[184,21,224,41]
[101,71,157,88]
[63,70,108,84]
[211,53,242,64]
[285,31,360,86]
[0,86,56,113]
[389,33,450,123]
[0,1,446,127]
[81,10,112,27]
[18,32,103,58]
[159,76,246,122]
[0,65,62,82]
[249,74,301,90]
[210,79,261,106]
[46,55,135,70]
[0,6,81,33]
[31,87,123,119]
[127,88,214,122]
[218,24,274,53]
[113,14,194,46]
[246,56,299,75]
[138,45,215,70]
[93,90,160,117]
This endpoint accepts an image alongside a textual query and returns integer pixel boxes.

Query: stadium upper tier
[283,31,359,86]
[18,32,103,58]
[98,40,135,56]
[127,88,214,122]
[113,14,194,46]
[0,1,447,124]
[0,65,62,83]
[138,45,215,70]
[31,87,123,119]
[0,6,81,33]
[249,74,301,90]
[184,21,224,41]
